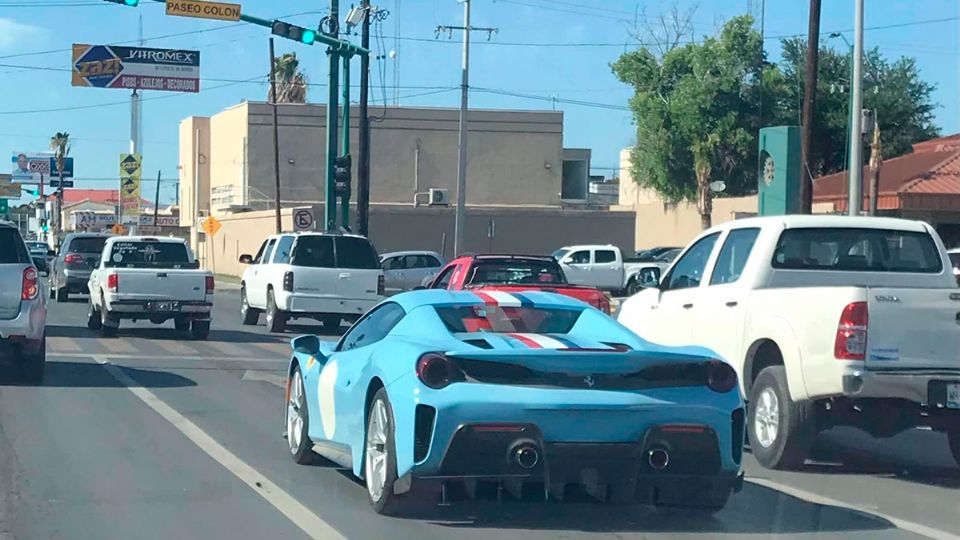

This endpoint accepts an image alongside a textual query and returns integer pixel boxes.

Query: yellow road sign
[119,153,141,220]
[166,0,241,22]
[201,215,222,236]
[111,223,128,235]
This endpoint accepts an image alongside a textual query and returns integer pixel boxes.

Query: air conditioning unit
[429,188,449,206]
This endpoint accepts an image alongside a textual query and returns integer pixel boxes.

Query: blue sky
[0,0,957,205]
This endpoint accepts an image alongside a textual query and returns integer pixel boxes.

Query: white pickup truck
[618,215,960,470]
[87,236,214,339]
[553,244,664,295]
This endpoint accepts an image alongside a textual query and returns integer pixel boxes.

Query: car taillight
[834,301,868,360]
[21,267,38,300]
[597,294,611,314]
[107,273,119,292]
[205,275,215,295]
[282,271,294,292]
[64,253,84,265]
[416,353,463,389]
[377,274,385,296]
[706,360,737,393]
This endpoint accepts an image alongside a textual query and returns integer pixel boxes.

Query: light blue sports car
[283,290,745,515]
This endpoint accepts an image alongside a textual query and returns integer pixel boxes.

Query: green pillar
[324,48,340,231]
[340,56,351,229]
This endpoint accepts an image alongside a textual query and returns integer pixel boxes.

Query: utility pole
[269,37,282,234]
[437,0,496,256]
[357,0,371,237]
[848,0,865,216]
[868,121,882,216]
[153,169,161,229]
[324,0,341,231]
[340,55,351,229]
[798,0,821,214]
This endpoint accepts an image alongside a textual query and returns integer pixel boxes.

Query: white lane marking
[48,337,81,352]
[747,477,960,540]
[317,361,338,440]
[98,338,138,354]
[92,355,345,540]
[241,370,287,388]
[204,341,250,357]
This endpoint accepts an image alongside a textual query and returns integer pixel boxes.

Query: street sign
[201,215,222,236]
[72,44,200,93]
[111,223,128,235]
[119,153,142,222]
[49,180,75,188]
[10,152,52,183]
[49,157,74,178]
[293,208,315,231]
[166,0,241,21]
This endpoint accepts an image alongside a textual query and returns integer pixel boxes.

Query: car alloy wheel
[287,372,305,455]
[753,387,780,448]
[365,399,389,503]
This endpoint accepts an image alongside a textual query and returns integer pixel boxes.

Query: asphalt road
[0,286,958,540]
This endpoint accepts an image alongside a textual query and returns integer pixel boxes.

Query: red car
[424,254,612,314]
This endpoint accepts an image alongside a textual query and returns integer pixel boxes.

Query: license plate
[149,301,179,312]
[948,383,960,409]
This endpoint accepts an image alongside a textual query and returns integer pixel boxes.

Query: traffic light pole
[340,57,351,229]
[324,0,341,232]
[357,0,371,237]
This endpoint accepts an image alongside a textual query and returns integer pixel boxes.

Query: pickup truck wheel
[266,290,286,333]
[625,277,641,296]
[320,315,341,329]
[190,320,210,340]
[86,298,102,330]
[99,294,118,338]
[55,287,69,302]
[20,337,45,384]
[240,287,260,326]
[948,430,960,468]
[748,366,816,470]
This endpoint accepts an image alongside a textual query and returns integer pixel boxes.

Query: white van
[239,232,384,332]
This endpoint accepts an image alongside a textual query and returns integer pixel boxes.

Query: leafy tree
[613,15,765,229]
[49,131,70,181]
[776,38,940,177]
[269,52,308,104]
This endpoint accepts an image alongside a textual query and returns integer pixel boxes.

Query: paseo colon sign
[166,0,242,22]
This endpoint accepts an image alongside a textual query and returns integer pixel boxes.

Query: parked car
[380,250,444,294]
[26,241,53,265]
[618,215,960,469]
[425,254,612,313]
[239,232,384,333]
[283,290,744,515]
[635,246,680,261]
[553,244,664,296]
[0,222,46,382]
[49,232,112,302]
[87,236,213,339]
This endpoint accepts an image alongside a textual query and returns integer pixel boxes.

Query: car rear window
[292,236,335,268]
[0,229,30,264]
[466,259,568,286]
[69,237,107,253]
[772,228,943,273]
[949,252,960,270]
[105,241,192,268]
[291,236,380,269]
[335,237,380,269]
[436,305,582,334]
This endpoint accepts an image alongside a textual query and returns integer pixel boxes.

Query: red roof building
[61,188,151,207]
[813,134,960,246]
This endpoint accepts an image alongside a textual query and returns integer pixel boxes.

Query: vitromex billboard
[71,44,200,93]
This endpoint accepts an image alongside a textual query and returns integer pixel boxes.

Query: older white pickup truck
[618,215,960,470]
[87,236,213,339]
[552,244,664,295]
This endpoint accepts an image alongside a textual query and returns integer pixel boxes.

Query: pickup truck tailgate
[866,288,960,371]
[115,269,207,302]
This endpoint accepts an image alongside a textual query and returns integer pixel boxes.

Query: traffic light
[272,20,317,45]
[334,154,352,196]
[40,220,49,233]
[103,0,139,5]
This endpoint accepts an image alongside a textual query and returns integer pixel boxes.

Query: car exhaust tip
[512,443,540,469]
[648,448,669,470]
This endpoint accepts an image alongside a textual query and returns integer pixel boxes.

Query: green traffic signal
[301,29,317,45]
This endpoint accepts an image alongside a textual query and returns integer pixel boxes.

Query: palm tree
[49,132,70,246]
[269,52,308,103]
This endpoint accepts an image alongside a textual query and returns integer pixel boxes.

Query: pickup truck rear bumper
[108,300,212,319]
[842,368,960,405]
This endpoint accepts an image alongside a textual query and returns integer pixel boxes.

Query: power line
[472,87,629,111]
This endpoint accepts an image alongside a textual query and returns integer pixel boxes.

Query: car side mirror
[292,334,323,358]
[639,268,661,289]
[239,254,253,264]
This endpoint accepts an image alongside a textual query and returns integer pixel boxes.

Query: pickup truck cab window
[431,265,456,289]
[662,233,720,290]
[568,251,590,264]
[710,228,761,285]
[594,250,617,264]
[772,227,942,273]
[337,302,406,351]
[105,241,191,269]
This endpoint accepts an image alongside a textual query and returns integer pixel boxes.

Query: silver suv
[49,232,111,302]
[0,222,46,383]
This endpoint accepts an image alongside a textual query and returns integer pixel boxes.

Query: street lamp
[829,32,854,190]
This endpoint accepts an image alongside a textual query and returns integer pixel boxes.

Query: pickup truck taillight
[205,275,215,295]
[597,294,611,314]
[64,253,84,265]
[282,271,294,292]
[21,267,38,300]
[107,273,119,293]
[377,274,385,296]
[834,301,868,360]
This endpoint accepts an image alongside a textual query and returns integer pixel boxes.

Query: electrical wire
[472,87,629,111]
